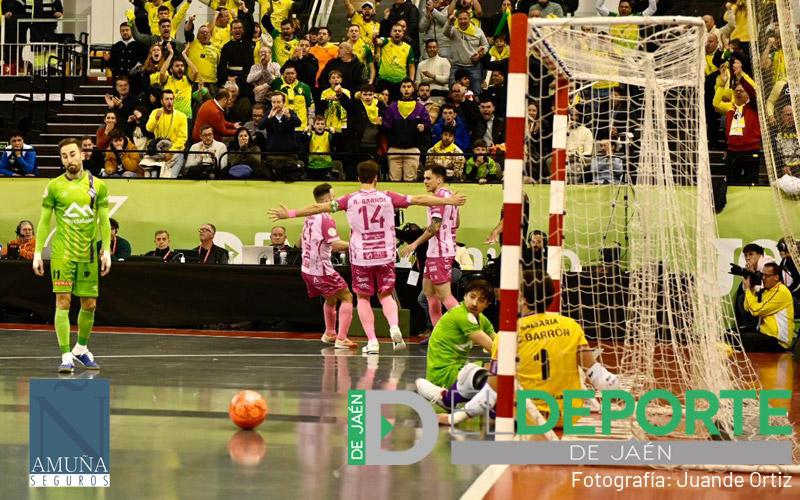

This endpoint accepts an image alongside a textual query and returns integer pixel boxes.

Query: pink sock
[443,295,459,310]
[379,294,399,328]
[428,295,443,325]
[357,296,377,341]
[337,301,353,340]
[323,302,337,335]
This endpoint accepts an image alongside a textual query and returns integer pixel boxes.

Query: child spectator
[488,33,509,61]
[318,70,350,133]
[454,68,476,101]
[465,139,501,183]
[307,115,335,180]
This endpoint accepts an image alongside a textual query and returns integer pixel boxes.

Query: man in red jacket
[724,78,762,186]
[191,88,240,142]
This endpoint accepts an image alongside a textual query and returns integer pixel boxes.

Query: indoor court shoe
[390,326,406,351]
[335,338,358,349]
[58,353,74,374]
[321,333,337,344]
[442,410,470,427]
[415,378,446,409]
[73,351,100,370]
[362,340,380,354]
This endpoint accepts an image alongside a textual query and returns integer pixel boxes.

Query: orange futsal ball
[228,390,268,430]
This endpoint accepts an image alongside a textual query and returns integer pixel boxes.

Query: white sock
[62,352,73,364]
[72,344,88,355]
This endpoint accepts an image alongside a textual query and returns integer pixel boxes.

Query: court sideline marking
[459,464,509,500]
[0,353,427,360]
[0,324,425,343]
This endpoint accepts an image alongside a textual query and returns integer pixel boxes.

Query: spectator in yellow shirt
[741,262,796,352]
[145,89,189,178]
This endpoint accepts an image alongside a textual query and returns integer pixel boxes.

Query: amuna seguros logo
[29,379,110,488]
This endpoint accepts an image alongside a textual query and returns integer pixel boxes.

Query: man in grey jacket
[432,8,489,96]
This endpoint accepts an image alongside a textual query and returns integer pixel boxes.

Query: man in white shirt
[184,124,228,178]
[415,39,451,100]
[565,107,594,183]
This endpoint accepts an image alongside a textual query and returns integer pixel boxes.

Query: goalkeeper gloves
[586,362,620,391]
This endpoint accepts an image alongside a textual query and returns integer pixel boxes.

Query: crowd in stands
[0,0,798,195]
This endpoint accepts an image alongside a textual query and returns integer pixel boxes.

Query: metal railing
[85,148,219,179]
[0,16,90,77]
[79,148,505,182]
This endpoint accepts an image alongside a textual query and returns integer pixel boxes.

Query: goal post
[497,13,799,471]
[745,0,800,274]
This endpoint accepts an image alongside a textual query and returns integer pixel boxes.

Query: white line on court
[459,464,509,500]
[0,327,347,342]
[0,328,425,345]
[0,353,427,360]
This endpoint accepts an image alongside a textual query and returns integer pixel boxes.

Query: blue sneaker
[58,358,74,374]
[73,351,100,370]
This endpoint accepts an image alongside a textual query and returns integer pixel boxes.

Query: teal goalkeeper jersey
[41,173,109,262]
[426,304,495,387]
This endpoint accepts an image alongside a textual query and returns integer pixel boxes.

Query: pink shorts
[351,263,396,296]
[424,257,453,285]
[302,272,349,298]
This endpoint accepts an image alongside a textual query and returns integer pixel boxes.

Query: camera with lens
[728,263,763,283]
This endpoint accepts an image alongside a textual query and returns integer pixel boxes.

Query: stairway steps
[56,113,104,120]
[62,103,109,114]
[72,94,108,104]
[46,123,101,135]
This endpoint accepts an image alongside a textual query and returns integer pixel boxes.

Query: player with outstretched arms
[270,160,466,355]
[32,138,112,373]
[301,183,358,350]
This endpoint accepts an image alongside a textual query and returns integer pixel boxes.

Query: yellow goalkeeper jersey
[493,312,588,416]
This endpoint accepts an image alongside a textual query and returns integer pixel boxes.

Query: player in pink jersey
[301,183,358,350]
[400,166,461,327]
[269,160,466,355]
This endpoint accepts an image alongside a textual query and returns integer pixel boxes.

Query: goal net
[746,0,800,277]
[503,14,799,470]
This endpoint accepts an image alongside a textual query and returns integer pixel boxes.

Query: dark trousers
[736,329,789,353]
[726,150,762,186]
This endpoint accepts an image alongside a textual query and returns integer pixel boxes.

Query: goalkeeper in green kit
[32,138,112,373]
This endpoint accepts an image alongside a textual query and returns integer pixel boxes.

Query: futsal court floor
[1,325,799,499]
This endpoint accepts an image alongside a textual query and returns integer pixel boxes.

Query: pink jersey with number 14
[336,189,411,266]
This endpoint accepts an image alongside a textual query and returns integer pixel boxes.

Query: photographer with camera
[737,262,795,352]
[731,243,775,333]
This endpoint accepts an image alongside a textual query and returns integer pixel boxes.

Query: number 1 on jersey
[533,349,550,381]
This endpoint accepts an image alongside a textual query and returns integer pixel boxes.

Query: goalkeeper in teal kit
[32,138,112,373]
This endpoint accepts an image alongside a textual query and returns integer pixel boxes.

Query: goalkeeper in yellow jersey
[440,271,620,425]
